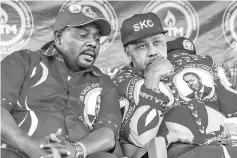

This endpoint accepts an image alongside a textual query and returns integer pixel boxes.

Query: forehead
[67,23,100,34]
[135,33,166,43]
[185,74,197,79]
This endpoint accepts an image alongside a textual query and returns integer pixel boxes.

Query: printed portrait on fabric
[172,68,215,101]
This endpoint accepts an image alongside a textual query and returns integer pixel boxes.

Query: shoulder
[112,65,134,78]
[2,49,43,64]
[92,66,110,78]
[92,66,114,84]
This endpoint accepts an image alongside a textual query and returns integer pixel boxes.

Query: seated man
[113,12,237,157]
[155,37,237,158]
[112,12,175,158]
[166,37,237,115]
[1,4,122,158]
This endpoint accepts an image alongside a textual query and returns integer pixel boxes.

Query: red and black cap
[167,37,196,55]
[54,4,111,36]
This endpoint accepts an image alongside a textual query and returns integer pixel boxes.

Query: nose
[85,36,97,49]
[147,44,158,57]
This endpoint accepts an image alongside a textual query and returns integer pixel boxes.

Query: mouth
[146,57,165,67]
[146,58,156,67]
[81,50,95,61]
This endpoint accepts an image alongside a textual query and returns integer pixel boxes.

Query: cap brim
[68,18,112,36]
[92,18,112,36]
[124,30,168,46]
[168,49,195,55]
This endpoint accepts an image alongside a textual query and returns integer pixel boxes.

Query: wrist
[71,142,87,158]
[16,133,36,154]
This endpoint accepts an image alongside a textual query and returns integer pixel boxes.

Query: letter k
[139,20,148,29]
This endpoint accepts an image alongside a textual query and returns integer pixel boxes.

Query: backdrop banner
[1,0,237,77]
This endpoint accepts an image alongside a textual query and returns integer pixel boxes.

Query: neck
[54,45,86,73]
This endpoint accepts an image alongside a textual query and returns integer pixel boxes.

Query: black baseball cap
[120,12,168,46]
[54,4,111,36]
[167,37,196,55]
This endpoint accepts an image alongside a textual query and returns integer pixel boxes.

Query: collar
[195,86,204,95]
[43,43,102,76]
[44,43,60,56]
[82,66,102,77]
[199,85,204,93]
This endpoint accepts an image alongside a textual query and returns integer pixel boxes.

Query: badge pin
[68,4,82,14]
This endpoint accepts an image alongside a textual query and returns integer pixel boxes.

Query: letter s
[133,23,140,31]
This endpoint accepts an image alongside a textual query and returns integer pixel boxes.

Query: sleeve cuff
[139,85,169,111]
[93,114,121,140]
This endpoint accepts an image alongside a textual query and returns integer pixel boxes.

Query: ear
[54,30,62,45]
[124,47,132,61]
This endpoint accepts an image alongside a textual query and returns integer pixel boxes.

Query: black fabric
[41,41,54,50]
[167,143,199,158]
[87,152,118,158]
[1,148,28,158]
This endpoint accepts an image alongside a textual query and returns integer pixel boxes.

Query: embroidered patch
[82,6,98,19]
[183,39,194,51]
[68,4,82,13]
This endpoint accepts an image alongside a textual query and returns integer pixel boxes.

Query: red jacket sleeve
[112,67,174,111]
[1,50,31,112]
[93,75,122,140]
[215,62,237,114]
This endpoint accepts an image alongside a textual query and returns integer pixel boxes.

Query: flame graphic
[0,8,8,24]
[164,11,176,27]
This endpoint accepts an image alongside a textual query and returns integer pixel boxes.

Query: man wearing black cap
[113,12,237,157]
[112,12,175,157]
[162,37,237,157]
[1,3,122,158]
[166,37,237,112]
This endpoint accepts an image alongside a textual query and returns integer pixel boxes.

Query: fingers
[55,148,71,156]
[51,147,61,158]
[50,133,62,143]
[144,74,160,93]
[40,147,71,158]
[49,128,63,143]
[40,143,65,149]
[40,147,70,158]
[55,128,62,136]
[44,128,63,143]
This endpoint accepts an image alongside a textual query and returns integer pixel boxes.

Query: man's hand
[41,140,76,158]
[144,57,173,92]
[23,128,66,158]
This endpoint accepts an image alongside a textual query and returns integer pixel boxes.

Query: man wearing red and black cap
[1,3,122,158]
[163,36,237,158]
[166,37,237,112]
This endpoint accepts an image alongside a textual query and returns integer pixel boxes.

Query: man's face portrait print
[173,68,215,101]
[183,72,203,92]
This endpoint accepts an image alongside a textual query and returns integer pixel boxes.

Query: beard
[58,41,97,72]
[61,51,96,72]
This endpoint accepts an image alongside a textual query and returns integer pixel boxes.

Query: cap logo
[133,20,154,31]
[68,4,82,13]
[183,39,194,51]
[82,6,98,19]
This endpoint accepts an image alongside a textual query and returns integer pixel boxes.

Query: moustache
[81,49,96,57]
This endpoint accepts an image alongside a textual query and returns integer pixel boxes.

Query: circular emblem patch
[0,0,34,55]
[183,39,194,51]
[222,1,237,50]
[143,0,199,42]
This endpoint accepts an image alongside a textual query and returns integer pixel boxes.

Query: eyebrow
[84,26,101,35]
[72,26,100,35]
